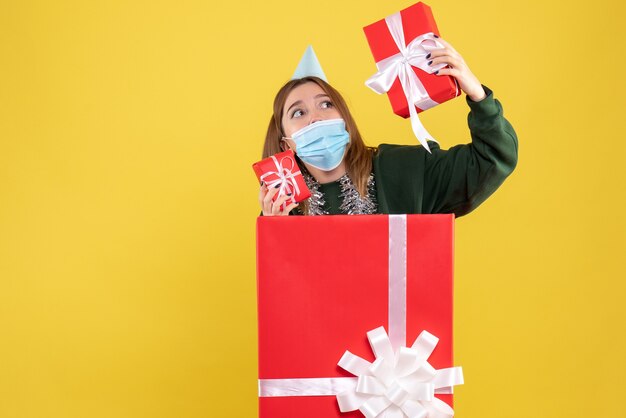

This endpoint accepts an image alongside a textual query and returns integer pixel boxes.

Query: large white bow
[337,326,463,418]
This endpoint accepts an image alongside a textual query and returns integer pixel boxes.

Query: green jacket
[313,85,518,217]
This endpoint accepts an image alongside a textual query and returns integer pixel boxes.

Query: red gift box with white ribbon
[257,215,463,418]
[252,150,311,208]
[363,2,461,151]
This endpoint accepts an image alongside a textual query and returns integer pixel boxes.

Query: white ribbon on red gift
[365,12,459,153]
[336,327,463,418]
[258,215,464,418]
[259,154,301,205]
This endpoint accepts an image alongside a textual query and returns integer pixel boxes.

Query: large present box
[257,215,463,418]
[252,150,311,208]
[363,2,460,119]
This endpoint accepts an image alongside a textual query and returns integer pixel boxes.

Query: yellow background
[1,0,624,417]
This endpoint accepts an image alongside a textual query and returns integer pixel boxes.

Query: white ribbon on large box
[258,215,464,418]
[365,12,459,153]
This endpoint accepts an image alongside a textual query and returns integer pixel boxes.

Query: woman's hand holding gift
[259,182,299,216]
[429,37,487,102]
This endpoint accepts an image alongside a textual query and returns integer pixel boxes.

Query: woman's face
[281,82,342,151]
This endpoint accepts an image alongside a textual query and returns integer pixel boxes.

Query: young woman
[259,39,518,216]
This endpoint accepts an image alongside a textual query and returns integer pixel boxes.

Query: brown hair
[262,76,376,214]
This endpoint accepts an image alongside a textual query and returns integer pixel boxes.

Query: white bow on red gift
[365,12,458,153]
[337,326,463,418]
[259,154,301,205]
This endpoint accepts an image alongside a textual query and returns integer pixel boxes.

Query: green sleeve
[373,143,426,214]
[373,85,518,217]
[422,85,518,216]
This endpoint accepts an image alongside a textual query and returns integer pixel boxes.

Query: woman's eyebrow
[286,100,303,114]
[286,94,330,114]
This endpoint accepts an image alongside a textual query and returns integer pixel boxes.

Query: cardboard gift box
[252,150,311,208]
[363,1,460,118]
[257,214,463,418]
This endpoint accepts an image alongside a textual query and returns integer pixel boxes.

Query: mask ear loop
[280,136,295,153]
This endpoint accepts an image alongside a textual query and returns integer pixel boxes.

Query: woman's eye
[292,109,304,118]
[321,100,334,109]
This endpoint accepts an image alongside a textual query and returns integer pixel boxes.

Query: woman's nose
[307,107,324,125]
[309,112,323,125]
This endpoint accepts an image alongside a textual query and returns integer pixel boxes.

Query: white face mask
[283,119,350,171]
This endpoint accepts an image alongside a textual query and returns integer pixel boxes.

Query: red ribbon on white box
[365,12,459,153]
[258,215,464,418]
[259,154,301,205]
